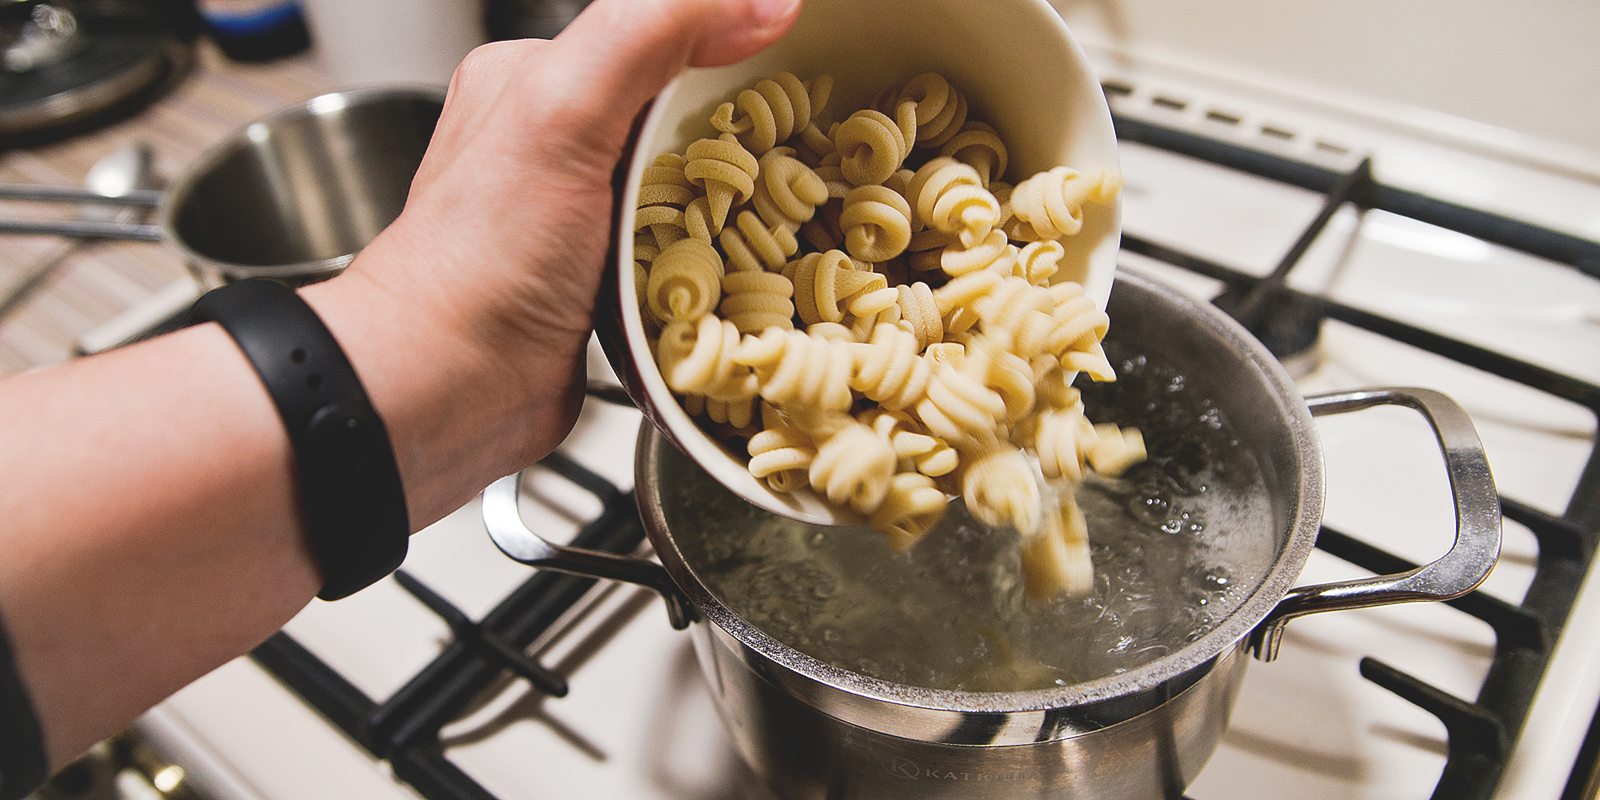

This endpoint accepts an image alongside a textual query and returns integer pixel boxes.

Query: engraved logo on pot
[878,755,1029,782]
[883,757,920,779]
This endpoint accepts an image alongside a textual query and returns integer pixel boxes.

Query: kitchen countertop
[0,39,334,377]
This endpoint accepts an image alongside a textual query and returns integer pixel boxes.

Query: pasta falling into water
[634,71,1136,598]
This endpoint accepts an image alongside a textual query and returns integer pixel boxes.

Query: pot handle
[482,471,696,630]
[1249,387,1502,661]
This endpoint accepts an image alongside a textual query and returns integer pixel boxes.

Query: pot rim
[635,270,1326,724]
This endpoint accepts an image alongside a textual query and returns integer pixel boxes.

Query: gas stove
[11,8,1600,800]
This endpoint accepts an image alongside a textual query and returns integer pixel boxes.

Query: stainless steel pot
[485,270,1501,800]
[0,85,443,286]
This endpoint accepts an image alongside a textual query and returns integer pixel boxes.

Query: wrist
[299,257,588,528]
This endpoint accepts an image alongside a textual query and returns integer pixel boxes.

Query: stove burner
[227,108,1600,800]
[1210,159,1375,375]
[0,5,193,144]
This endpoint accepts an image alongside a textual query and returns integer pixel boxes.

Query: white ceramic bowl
[609,0,1121,525]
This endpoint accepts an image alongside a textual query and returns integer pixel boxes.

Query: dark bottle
[484,0,593,41]
[196,0,308,61]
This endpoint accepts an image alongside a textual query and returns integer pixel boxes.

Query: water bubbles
[1199,566,1232,594]
[669,337,1273,694]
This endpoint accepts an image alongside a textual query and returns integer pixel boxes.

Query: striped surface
[0,41,332,376]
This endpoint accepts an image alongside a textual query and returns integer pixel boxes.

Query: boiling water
[670,346,1279,692]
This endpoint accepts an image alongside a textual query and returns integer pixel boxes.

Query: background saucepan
[0,84,443,288]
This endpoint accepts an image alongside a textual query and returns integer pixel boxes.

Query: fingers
[524,0,800,152]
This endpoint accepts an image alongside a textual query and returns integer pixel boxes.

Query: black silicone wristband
[186,279,409,600]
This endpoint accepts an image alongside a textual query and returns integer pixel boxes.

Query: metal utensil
[0,140,154,322]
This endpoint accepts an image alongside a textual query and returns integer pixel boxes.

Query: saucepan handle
[482,471,696,630]
[1250,387,1502,661]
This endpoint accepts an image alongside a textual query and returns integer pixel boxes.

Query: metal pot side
[638,271,1324,734]
[493,272,1499,800]
[690,618,1249,800]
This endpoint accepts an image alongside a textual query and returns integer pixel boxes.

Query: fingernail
[748,0,799,26]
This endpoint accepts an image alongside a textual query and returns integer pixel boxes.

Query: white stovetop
[135,23,1600,800]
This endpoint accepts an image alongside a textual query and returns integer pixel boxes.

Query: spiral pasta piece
[1063,341,1117,383]
[894,282,943,350]
[1031,403,1096,482]
[871,472,948,552]
[747,418,817,493]
[1022,493,1093,598]
[848,323,933,410]
[940,121,1008,187]
[906,157,999,247]
[1014,240,1065,285]
[914,340,1008,452]
[974,276,1057,357]
[894,72,969,148]
[735,327,855,413]
[711,72,834,155]
[656,315,758,402]
[808,423,897,514]
[961,446,1041,534]
[1007,166,1122,241]
[720,210,800,273]
[1087,423,1147,478]
[985,348,1037,424]
[840,184,914,263]
[786,250,887,326]
[684,133,760,233]
[834,104,916,187]
[646,238,725,325]
[1047,281,1108,342]
[752,149,829,231]
[938,229,1019,282]
[635,153,697,247]
[720,270,795,335]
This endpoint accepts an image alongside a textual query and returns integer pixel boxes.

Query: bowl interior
[616,0,1122,523]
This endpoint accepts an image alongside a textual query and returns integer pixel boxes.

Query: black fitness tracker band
[186,279,409,600]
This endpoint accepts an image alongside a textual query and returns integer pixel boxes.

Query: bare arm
[0,0,797,773]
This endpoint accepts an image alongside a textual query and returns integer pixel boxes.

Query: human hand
[303,0,800,524]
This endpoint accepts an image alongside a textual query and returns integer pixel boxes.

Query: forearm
[0,321,314,769]
[0,0,797,774]
[0,260,580,770]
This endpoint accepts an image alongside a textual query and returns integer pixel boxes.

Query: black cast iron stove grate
[248,110,1600,800]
